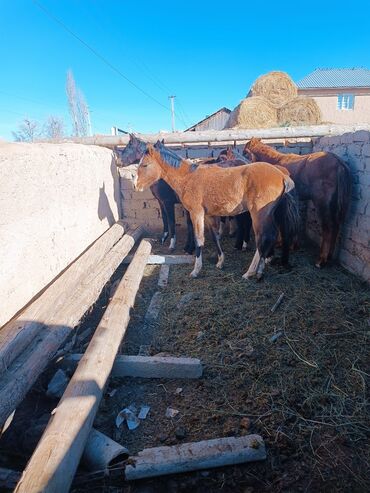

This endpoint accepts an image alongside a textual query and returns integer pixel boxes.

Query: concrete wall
[311,130,370,282]
[0,142,120,327]
[299,88,370,125]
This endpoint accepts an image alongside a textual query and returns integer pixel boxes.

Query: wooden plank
[125,435,266,480]
[0,227,144,429]
[123,254,193,265]
[64,354,203,379]
[56,123,370,146]
[14,239,152,493]
[0,221,126,375]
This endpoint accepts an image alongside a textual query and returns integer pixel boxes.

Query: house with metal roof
[185,107,231,132]
[297,68,370,125]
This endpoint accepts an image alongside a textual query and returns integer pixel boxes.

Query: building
[185,107,231,132]
[297,68,370,124]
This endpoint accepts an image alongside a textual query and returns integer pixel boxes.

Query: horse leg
[189,210,205,278]
[165,201,176,251]
[229,217,237,237]
[184,210,195,255]
[242,212,252,251]
[158,200,169,245]
[208,217,225,269]
[219,217,226,237]
[243,211,278,280]
[315,202,334,268]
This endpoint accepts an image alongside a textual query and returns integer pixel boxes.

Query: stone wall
[0,142,120,327]
[311,130,370,282]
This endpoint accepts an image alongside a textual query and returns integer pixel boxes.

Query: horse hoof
[216,262,224,269]
[242,273,254,280]
[315,262,323,269]
[256,273,264,281]
[190,271,198,278]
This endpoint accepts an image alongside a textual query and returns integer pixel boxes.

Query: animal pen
[0,124,369,493]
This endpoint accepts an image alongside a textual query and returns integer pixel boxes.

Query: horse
[134,143,300,280]
[115,135,250,253]
[115,134,194,253]
[243,138,352,267]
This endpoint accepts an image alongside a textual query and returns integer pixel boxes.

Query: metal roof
[297,68,370,88]
[185,107,231,131]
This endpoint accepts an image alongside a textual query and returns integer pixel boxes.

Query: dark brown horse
[243,138,352,267]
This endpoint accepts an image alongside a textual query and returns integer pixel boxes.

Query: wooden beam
[56,123,370,146]
[123,254,193,265]
[125,435,266,480]
[64,354,203,379]
[0,227,144,429]
[0,221,126,375]
[14,239,152,493]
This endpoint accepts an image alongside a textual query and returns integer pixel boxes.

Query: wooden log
[0,221,126,375]
[123,254,193,265]
[14,239,152,493]
[0,227,144,429]
[82,429,129,472]
[125,434,266,480]
[56,123,370,146]
[64,354,203,379]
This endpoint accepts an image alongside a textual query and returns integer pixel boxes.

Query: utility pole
[169,95,176,132]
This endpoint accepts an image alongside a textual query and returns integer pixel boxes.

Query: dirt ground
[1,230,369,493]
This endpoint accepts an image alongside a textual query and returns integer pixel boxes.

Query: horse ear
[130,133,138,142]
[161,139,165,144]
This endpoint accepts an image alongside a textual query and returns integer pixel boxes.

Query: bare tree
[66,69,91,136]
[12,118,40,142]
[43,115,65,140]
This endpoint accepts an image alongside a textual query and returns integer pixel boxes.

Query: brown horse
[135,143,299,279]
[243,138,352,267]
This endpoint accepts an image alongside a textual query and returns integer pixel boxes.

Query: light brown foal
[134,144,299,279]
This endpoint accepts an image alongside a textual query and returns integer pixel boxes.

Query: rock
[175,427,187,440]
[196,331,205,341]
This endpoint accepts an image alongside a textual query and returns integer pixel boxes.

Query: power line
[32,0,171,114]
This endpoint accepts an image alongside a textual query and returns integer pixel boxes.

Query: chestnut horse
[244,138,351,267]
[135,143,300,279]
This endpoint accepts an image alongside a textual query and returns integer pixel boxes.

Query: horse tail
[335,157,352,224]
[274,179,300,247]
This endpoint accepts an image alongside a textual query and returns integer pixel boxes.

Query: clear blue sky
[1,0,370,139]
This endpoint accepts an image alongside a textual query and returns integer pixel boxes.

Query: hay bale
[226,97,278,129]
[277,96,322,126]
[250,71,298,108]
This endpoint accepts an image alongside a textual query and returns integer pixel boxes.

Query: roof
[185,107,231,131]
[297,68,370,89]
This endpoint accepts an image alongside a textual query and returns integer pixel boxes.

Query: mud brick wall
[311,130,370,282]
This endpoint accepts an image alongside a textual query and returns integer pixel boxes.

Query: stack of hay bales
[226,71,321,129]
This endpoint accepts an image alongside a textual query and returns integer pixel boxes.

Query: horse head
[135,145,162,192]
[243,137,261,162]
[114,133,148,166]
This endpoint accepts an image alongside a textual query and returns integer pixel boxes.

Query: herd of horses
[115,134,351,280]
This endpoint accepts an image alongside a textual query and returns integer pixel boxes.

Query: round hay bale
[277,96,322,126]
[250,71,298,108]
[226,97,278,129]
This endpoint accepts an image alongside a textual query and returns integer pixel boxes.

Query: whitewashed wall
[0,142,120,327]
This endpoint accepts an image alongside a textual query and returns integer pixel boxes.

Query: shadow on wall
[97,155,122,227]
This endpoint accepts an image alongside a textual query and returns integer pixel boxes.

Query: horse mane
[154,142,184,169]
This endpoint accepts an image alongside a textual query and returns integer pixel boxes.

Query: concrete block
[347,143,362,157]
[340,133,353,145]
[363,144,370,157]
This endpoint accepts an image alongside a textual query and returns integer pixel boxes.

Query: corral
[0,125,369,493]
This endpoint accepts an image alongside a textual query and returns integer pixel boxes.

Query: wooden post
[0,221,126,375]
[15,239,152,493]
[0,227,144,428]
[125,435,266,480]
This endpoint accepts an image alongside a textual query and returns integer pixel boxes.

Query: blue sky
[1,0,370,139]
